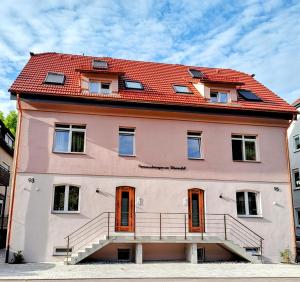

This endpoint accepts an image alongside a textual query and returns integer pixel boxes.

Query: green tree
[0,111,4,122]
[4,111,17,136]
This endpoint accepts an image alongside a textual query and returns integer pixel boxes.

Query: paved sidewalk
[1,262,300,280]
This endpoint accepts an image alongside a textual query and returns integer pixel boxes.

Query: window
[173,85,192,94]
[210,91,229,103]
[53,185,80,213]
[0,199,3,217]
[294,135,300,151]
[5,134,13,148]
[53,124,86,153]
[124,80,143,90]
[118,249,130,261]
[236,191,260,216]
[54,247,73,256]
[188,69,205,79]
[119,127,135,156]
[44,72,65,85]
[238,89,262,101]
[187,132,201,159]
[89,80,111,94]
[2,162,10,172]
[232,134,257,161]
[92,60,108,69]
[197,247,205,262]
[293,169,300,189]
[296,208,300,227]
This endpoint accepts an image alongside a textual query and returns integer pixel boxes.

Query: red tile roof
[9,52,297,115]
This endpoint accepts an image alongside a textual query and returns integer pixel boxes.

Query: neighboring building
[0,119,14,248]
[288,98,300,258]
[7,52,297,264]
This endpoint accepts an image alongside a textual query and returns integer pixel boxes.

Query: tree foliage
[0,110,17,136]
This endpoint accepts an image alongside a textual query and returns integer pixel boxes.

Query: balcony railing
[0,164,10,187]
[65,212,263,262]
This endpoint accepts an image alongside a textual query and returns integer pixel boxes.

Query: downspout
[5,93,22,263]
[286,114,297,262]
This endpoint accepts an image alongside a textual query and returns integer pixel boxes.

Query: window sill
[119,154,136,157]
[52,211,80,214]
[294,188,300,191]
[53,151,86,155]
[188,157,204,160]
[233,160,261,163]
[294,149,300,153]
[237,215,263,218]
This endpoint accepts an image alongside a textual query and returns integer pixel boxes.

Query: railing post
[184,214,187,240]
[224,214,227,240]
[66,236,70,265]
[159,213,162,240]
[260,238,263,263]
[107,212,110,239]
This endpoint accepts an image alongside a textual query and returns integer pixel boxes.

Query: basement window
[44,72,65,85]
[197,248,205,262]
[118,248,130,261]
[54,247,73,256]
[124,80,144,90]
[92,60,108,69]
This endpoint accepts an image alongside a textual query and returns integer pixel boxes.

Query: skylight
[44,72,65,85]
[188,69,204,78]
[173,85,192,94]
[238,90,262,101]
[124,80,144,90]
[92,60,108,69]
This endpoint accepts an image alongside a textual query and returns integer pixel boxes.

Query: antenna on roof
[251,74,255,77]
[29,51,35,56]
[82,53,85,56]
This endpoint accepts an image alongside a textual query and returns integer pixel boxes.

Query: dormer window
[124,80,144,90]
[210,91,229,103]
[89,80,111,94]
[173,85,192,94]
[92,60,108,69]
[44,72,65,85]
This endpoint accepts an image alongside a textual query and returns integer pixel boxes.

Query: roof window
[44,72,65,85]
[238,90,262,101]
[173,85,192,94]
[188,69,205,78]
[124,80,144,90]
[92,60,108,69]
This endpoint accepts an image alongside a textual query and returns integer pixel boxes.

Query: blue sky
[0,0,300,114]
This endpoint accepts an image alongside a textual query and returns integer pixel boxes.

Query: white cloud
[0,0,299,115]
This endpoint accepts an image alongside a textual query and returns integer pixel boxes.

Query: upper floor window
[92,59,108,69]
[210,91,229,103]
[5,134,13,148]
[53,124,86,153]
[232,134,257,161]
[173,85,192,94]
[293,169,300,189]
[119,127,135,157]
[187,132,201,159]
[52,185,80,213]
[2,162,10,172]
[44,72,65,85]
[236,191,260,217]
[89,80,111,94]
[295,208,300,227]
[124,80,143,90]
[0,199,3,217]
[294,135,300,152]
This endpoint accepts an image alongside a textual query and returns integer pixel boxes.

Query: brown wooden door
[115,186,135,232]
[188,189,205,232]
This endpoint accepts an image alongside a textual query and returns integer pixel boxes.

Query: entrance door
[115,186,135,232]
[188,189,205,232]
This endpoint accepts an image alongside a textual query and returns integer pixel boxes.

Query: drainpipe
[5,93,23,263]
[286,114,298,262]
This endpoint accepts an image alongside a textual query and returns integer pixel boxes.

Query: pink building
[6,52,297,264]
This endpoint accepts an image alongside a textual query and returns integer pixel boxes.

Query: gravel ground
[1,261,300,280]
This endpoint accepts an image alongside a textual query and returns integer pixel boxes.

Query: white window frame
[210,91,230,103]
[53,124,86,154]
[236,191,262,218]
[294,135,300,152]
[187,132,202,160]
[89,80,112,94]
[5,134,13,148]
[293,169,300,190]
[119,127,136,157]
[0,199,3,217]
[295,208,300,227]
[52,184,80,214]
[232,134,259,162]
